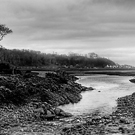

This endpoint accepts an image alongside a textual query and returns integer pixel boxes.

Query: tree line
[0,47,116,68]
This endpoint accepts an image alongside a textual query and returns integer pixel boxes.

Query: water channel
[59,75,135,115]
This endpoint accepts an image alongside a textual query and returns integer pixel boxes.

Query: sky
[0,0,135,66]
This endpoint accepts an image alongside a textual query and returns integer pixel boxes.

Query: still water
[59,75,135,115]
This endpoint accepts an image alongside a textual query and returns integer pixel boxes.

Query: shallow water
[59,75,135,115]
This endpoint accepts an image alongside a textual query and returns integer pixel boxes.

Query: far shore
[31,68,135,76]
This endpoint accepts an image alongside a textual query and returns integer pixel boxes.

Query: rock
[119,117,130,124]
[33,107,44,119]
[44,115,56,121]
[0,72,97,134]
[119,127,125,133]
[59,111,72,117]
[81,86,87,91]
[91,116,102,123]
[44,111,55,121]
[54,108,61,115]
[0,86,6,89]
[64,112,73,117]
[46,110,52,116]
[86,87,94,91]
[48,108,55,115]
[106,125,119,133]
[129,79,135,83]
[62,124,73,132]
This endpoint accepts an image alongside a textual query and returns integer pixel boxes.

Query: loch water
[59,75,135,115]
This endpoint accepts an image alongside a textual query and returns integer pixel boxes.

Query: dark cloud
[1,0,135,40]
[83,0,135,8]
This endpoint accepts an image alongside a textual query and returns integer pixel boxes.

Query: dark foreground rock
[2,72,135,135]
[0,71,91,134]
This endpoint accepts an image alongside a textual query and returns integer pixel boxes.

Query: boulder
[54,108,61,115]
[46,110,52,116]
[48,108,55,114]
[87,87,94,90]
[34,107,44,114]
[59,111,72,117]
[119,117,130,124]
[129,79,135,83]
[33,107,44,119]
[44,110,55,121]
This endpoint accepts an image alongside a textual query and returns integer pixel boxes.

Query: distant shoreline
[32,68,135,76]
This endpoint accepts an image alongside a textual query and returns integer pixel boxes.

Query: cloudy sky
[0,0,135,66]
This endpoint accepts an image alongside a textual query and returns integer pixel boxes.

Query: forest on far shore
[0,46,116,69]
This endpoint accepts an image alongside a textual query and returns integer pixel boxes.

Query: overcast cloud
[0,0,135,65]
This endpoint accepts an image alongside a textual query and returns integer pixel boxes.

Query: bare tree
[0,24,12,41]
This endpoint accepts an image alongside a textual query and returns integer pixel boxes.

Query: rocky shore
[60,88,135,135]
[0,71,93,134]
[1,72,135,135]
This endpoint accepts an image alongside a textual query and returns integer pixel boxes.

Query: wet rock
[0,86,6,89]
[59,111,73,117]
[46,110,52,116]
[43,113,55,121]
[106,125,119,133]
[119,117,130,124]
[54,108,62,115]
[129,79,135,83]
[33,107,45,119]
[54,108,72,118]
[86,87,95,91]
[62,124,73,132]
[119,126,125,133]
